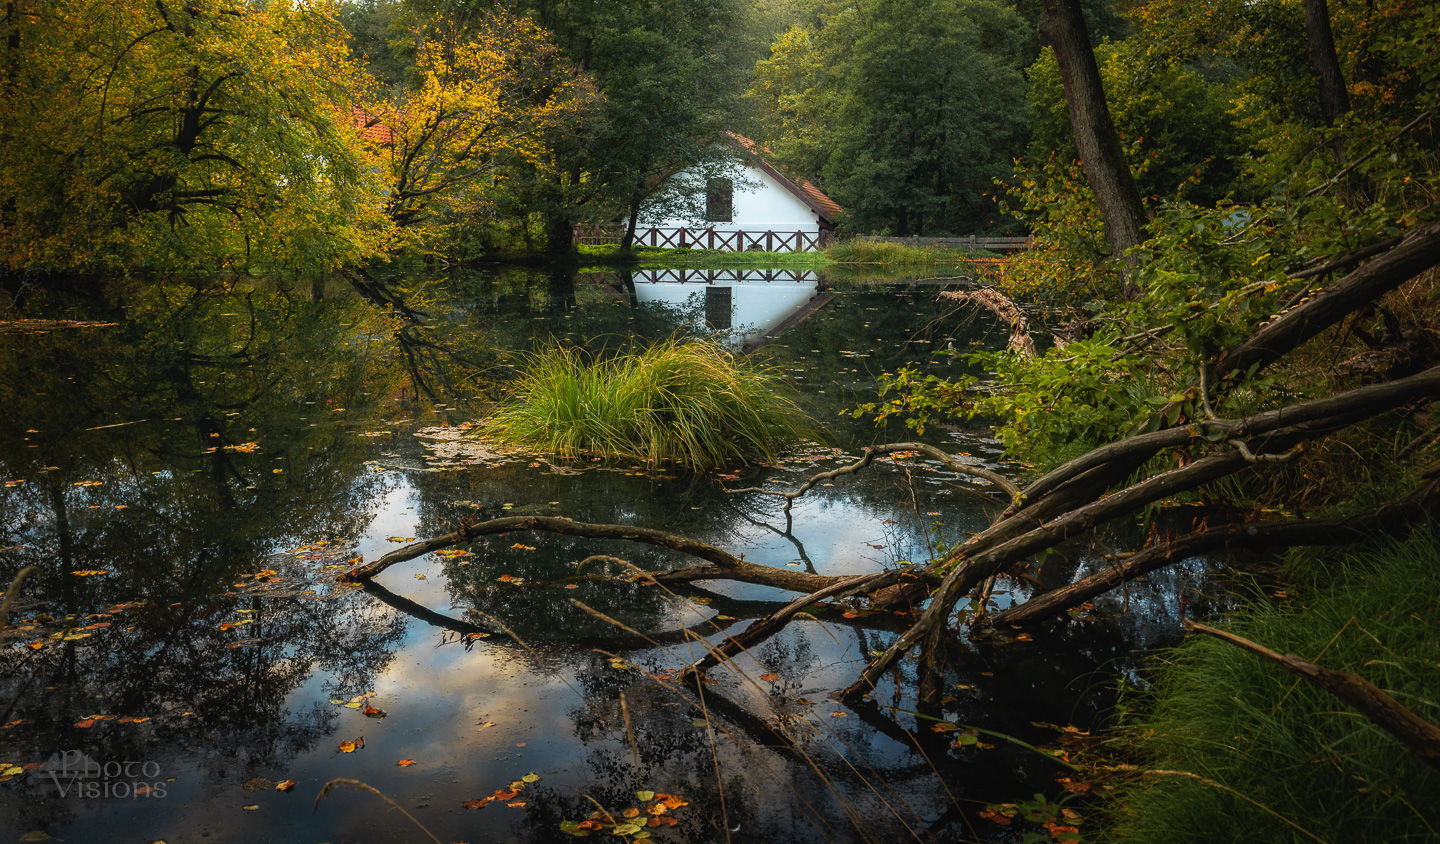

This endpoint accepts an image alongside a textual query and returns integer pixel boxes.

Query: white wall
[646,162,822,233]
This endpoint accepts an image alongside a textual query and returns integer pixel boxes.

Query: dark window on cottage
[705,286,733,330]
[705,178,733,223]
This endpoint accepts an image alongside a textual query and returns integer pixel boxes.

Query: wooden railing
[856,234,1033,252]
[573,224,833,252]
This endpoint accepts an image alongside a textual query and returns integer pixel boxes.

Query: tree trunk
[545,210,574,255]
[620,187,641,253]
[1039,0,1148,261]
[1303,0,1350,125]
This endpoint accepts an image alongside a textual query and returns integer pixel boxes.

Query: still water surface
[0,268,1202,842]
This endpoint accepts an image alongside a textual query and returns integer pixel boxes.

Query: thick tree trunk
[1039,0,1148,261]
[620,188,641,252]
[1303,0,1350,125]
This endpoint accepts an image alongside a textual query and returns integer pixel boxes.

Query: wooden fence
[857,234,1032,252]
[574,224,833,252]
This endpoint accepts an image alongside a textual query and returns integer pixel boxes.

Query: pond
[0,267,1206,843]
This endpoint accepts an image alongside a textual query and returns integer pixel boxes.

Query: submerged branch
[726,442,1019,512]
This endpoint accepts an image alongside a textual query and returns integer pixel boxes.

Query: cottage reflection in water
[584,268,830,350]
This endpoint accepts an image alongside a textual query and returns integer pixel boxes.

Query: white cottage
[581,134,842,252]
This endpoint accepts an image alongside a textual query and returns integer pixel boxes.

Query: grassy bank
[1106,534,1440,843]
[482,339,811,468]
[825,239,996,266]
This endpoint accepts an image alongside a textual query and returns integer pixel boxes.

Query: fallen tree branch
[1183,619,1440,771]
[993,475,1440,626]
[939,287,1046,356]
[682,571,890,675]
[842,410,1429,700]
[340,515,747,581]
[726,442,1020,512]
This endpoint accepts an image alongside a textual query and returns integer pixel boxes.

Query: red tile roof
[726,133,843,224]
[351,107,396,146]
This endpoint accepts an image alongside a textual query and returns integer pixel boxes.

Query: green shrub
[1106,534,1440,843]
[483,339,812,468]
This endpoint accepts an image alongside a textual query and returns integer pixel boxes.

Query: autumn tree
[365,11,598,243]
[0,0,389,282]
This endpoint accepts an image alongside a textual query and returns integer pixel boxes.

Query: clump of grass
[484,339,812,468]
[1105,534,1440,843]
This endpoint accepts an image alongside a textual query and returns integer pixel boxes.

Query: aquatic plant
[483,339,811,468]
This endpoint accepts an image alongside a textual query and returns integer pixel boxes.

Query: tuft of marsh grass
[483,339,812,468]
[1105,533,1440,843]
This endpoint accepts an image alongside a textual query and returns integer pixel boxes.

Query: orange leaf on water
[621,807,640,818]
[338,736,364,753]
[463,797,490,810]
[275,779,295,792]
[759,673,779,682]
[397,759,417,767]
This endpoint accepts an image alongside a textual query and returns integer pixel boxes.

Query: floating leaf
[759,673,779,682]
[621,808,641,819]
[510,543,536,551]
[397,759,417,767]
[275,779,295,792]
[386,536,414,543]
[463,797,490,810]
[242,804,259,811]
[70,570,110,576]
[521,772,540,783]
[338,737,364,753]
[636,790,655,802]
[362,706,386,719]
[74,719,95,728]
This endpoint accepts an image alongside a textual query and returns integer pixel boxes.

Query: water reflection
[1,271,1193,843]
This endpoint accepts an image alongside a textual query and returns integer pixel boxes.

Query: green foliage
[855,95,1439,468]
[483,339,812,468]
[746,0,1035,236]
[1025,39,1254,206]
[1108,536,1440,843]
